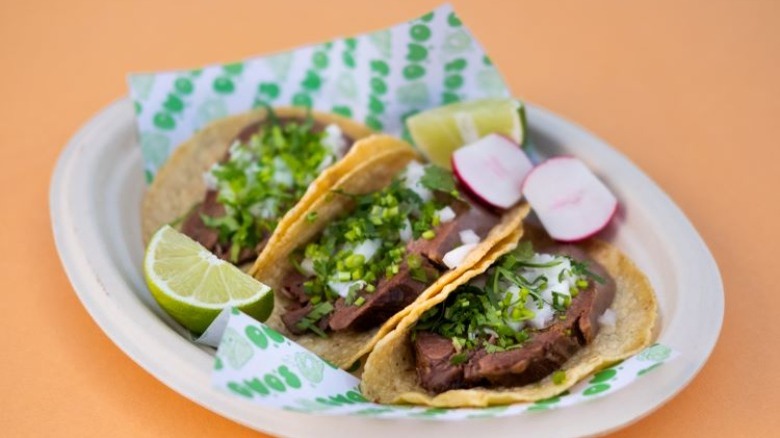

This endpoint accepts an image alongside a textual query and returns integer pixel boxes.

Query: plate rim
[50,98,724,437]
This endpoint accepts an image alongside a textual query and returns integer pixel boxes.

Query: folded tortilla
[360,226,658,407]
[249,138,531,368]
[141,107,374,247]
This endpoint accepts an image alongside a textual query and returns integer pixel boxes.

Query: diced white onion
[322,124,347,157]
[402,161,433,202]
[399,219,413,242]
[442,243,478,269]
[352,239,382,261]
[437,206,456,223]
[202,166,219,190]
[327,280,366,298]
[459,229,480,245]
[300,258,316,276]
[272,157,294,186]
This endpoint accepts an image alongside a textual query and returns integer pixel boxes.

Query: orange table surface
[2,0,778,436]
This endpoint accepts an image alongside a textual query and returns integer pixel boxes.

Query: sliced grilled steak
[328,259,441,331]
[407,195,499,267]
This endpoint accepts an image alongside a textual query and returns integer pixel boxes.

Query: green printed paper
[128,4,510,180]
[213,311,678,420]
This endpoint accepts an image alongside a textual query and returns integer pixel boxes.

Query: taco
[249,140,530,368]
[142,106,375,266]
[360,226,658,407]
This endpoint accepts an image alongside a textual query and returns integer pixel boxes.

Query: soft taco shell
[360,227,658,407]
[249,135,531,368]
[141,107,374,246]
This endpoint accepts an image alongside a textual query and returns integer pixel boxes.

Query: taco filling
[181,115,356,264]
[411,242,615,393]
[280,162,501,336]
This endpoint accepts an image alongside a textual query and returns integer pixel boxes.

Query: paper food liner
[128,3,675,419]
[213,310,676,420]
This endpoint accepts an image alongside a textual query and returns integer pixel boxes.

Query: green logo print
[153,112,175,130]
[245,324,286,350]
[403,64,425,80]
[466,405,509,418]
[331,105,352,118]
[589,368,618,383]
[410,408,448,417]
[582,368,619,396]
[342,37,358,68]
[223,62,244,76]
[410,24,431,42]
[163,93,184,113]
[134,101,142,115]
[406,43,428,62]
[583,383,611,396]
[370,77,388,95]
[419,11,434,22]
[313,390,367,407]
[638,362,663,376]
[364,115,383,131]
[174,77,194,95]
[448,12,462,27]
[370,60,390,76]
[301,70,322,91]
[638,344,672,362]
[312,51,329,69]
[226,365,303,399]
[220,328,255,369]
[294,352,325,384]
[213,76,235,94]
[445,58,467,72]
[369,95,385,114]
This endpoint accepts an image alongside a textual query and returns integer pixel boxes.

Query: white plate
[50,99,723,437]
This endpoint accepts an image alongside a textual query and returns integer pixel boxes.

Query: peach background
[2,0,778,436]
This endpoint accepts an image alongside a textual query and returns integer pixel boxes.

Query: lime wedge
[144,225,274,334]
[407,98,527,169]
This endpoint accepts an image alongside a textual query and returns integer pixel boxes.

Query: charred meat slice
[407,196,499,267]
[414,331,466,393]
[328,259,440,331]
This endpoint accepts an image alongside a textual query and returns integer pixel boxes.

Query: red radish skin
[451,134,533,209]
[522,156,618,242]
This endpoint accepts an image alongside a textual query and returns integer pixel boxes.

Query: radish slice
[452,134,533,209]
[522,156,618,242]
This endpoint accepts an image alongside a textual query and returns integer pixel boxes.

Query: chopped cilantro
[289,165,452,335]
[295,302,334,338]
[202,110,340,262]
[419,165,459,196]
[306,211,318,222]
[450,352,468,365]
